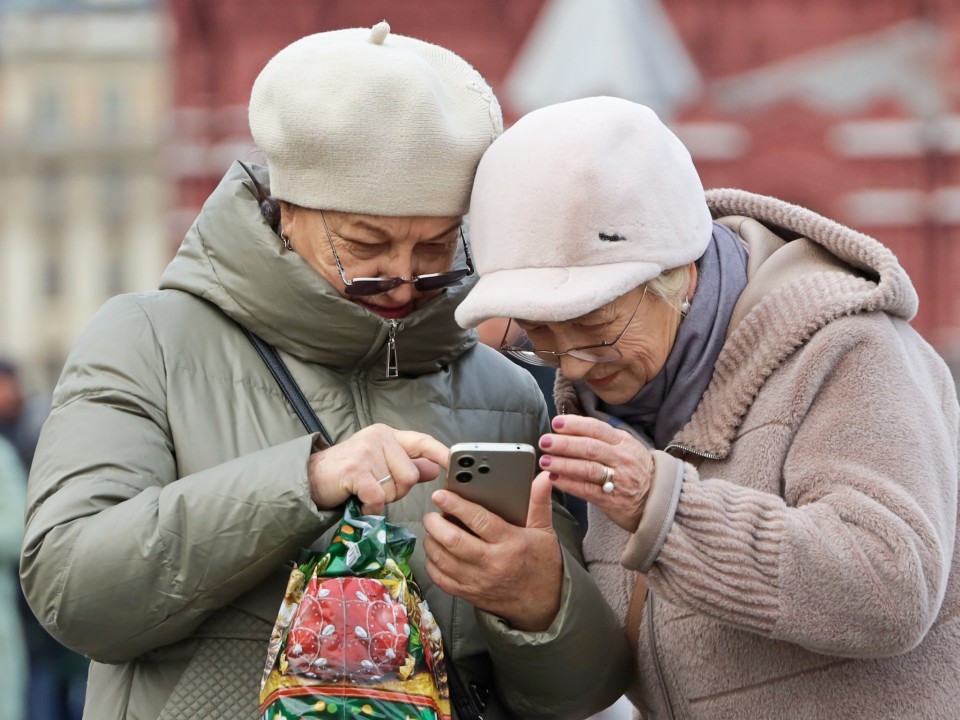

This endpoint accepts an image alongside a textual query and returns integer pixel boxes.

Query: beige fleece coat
[574,189,960,719]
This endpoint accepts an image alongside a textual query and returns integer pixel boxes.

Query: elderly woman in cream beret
[456,96,960,719]
[20,27,628,720]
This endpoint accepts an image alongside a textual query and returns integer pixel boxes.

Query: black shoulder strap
[243,327,485,718]
[241,327,334,448]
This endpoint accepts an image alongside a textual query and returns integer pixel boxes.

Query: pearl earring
[680,297,691,317]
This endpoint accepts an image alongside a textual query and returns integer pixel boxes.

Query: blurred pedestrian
[0,435,27,720]
[0,360,48,471]
[0,360,85,719]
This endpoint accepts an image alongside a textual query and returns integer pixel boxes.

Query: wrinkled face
[515,282,688,405]
[281,204,463,320]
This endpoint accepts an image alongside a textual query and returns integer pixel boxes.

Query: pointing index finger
[393,430,450,469]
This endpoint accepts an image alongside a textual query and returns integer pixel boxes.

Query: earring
[679,297,691,317]
[278,229,292,251]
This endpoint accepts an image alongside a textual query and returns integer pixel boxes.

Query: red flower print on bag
[285,576,410,681]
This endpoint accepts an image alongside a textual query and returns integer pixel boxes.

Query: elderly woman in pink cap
[456,96,960,719]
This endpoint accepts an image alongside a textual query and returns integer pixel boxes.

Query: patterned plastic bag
[259,499,451,720]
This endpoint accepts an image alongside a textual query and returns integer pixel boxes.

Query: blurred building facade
[0,0,169,391]
[3,0,960,390]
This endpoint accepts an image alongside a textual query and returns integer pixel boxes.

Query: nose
[557,354,596,381]
[378,251,418,303]
[380,250,414,278]
[381,281,416,305]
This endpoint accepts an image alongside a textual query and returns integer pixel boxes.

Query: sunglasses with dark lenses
[319,211,474,297]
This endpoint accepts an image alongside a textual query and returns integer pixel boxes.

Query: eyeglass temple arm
[460,227,475,272]
[317,208,353,283]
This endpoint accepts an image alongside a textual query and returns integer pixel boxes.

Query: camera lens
[478,465,490,475]
[457,456,475,468]
[455,471,472,483]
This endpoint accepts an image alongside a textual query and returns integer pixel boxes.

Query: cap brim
[455,261,662,328]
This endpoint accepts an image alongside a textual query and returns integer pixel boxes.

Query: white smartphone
[444,442,537,527]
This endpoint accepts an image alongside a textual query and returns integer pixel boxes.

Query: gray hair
[647,264,693,306]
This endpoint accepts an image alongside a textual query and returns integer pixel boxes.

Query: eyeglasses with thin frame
[499,286,648,367]
[318,210,474,297]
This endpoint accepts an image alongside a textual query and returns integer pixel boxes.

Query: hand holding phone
[444,442,536,527]
[426,442,563,631]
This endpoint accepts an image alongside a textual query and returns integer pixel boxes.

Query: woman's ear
[686,262,699,299]
[278,200,296,236]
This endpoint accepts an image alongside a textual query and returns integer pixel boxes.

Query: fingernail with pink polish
[540,436,553,449]
[552,417,565,429]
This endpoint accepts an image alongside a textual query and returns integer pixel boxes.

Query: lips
[356,300,415,319]
[586,370,620,388]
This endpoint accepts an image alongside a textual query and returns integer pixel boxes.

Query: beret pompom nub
[455,96,713,328]
[249,21,503,217]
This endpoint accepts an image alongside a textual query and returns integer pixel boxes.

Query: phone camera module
[457,456,475,468]
[477,465,491,475]
[455,471,473,483]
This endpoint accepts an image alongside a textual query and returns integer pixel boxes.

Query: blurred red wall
[168,0,960,353]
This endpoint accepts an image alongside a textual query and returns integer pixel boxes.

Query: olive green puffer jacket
[20,163,629,720]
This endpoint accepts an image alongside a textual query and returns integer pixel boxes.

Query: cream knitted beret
[249,21,502,217]
[455,97,713,327]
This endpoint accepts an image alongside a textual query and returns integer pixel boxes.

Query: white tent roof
[504,0,700,120]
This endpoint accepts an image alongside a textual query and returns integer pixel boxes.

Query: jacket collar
[159,162,477,374]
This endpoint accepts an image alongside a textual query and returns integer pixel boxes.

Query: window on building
[37,165,65,236]
[42,240,63,300]
[101,82,129,135]
[37,167,66,301]
[106,245,126,297]
[33,85,66,139]
[104,205,128,297]
[106,252,126,297]
[101,166,129,223]
[43,351,66,394]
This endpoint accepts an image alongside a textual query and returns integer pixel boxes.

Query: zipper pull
[385,320,399,379]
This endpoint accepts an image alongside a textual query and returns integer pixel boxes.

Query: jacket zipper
[350,320,402,426]
[663,442,723,462]
[370,318,485,716]
[385,319,399,379]
[647,593,676,720]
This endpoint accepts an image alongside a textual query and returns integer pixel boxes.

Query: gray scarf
[576,222,749,449]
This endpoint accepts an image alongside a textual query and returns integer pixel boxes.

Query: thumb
[412,457,441,483]
[526,471,555,530]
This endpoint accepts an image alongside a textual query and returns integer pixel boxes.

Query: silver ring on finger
[377,474,393,486]
[599,465,616,494]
